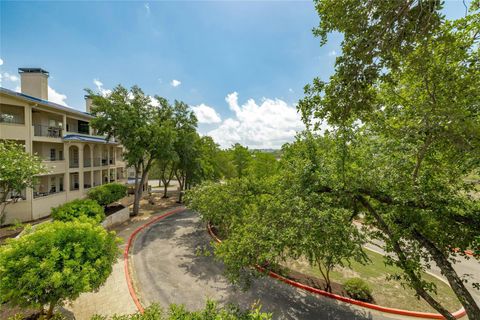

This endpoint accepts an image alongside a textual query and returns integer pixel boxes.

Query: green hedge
[87,183,128,207]
[51,199,105,224]
[91,300,271,320]
[344,277,373,302]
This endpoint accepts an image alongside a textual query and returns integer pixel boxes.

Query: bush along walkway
[66,202,184,320]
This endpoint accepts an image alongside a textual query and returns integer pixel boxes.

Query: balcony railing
[0,114,25,124]
[93,158,108,167]
[69,161,79,168]
[84,159,91,167]
[34,125,63,138]
[40,155,65,161]
[70,183,80,191]
[84,183,92,189]
[33,188,64,199]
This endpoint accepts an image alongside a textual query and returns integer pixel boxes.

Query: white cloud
[93,79,112,96]
[48,86,69,106]
[288,88,294,93]
[208,92,305,149]
[328,50,337,57]
[170,79,181,87]
[144,3,150,15]
[2,72,19,82]
[0,58,3,66]
[149,96,160,107]
[192,103,222,124]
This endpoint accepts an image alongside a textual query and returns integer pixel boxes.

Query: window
[50,149,56,161]
[59,150,63,160]
[50,176,56,193]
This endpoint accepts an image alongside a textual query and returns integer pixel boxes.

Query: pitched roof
[0,87,92,119]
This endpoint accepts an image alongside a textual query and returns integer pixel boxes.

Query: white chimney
[18,68,49,101]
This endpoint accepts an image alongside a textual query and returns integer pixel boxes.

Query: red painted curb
[124,207,186,314]
[207,223,466,320]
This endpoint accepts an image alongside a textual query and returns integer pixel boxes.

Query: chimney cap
[18,68,49,76]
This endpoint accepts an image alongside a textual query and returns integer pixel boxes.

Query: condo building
[0,68,127,225]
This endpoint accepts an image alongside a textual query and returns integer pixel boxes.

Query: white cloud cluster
[48,86,69,106]
[208,92,304,149]
[170,79,181,87]
[93,79,112,96]
[0,58,3,66]
[2,72,19,82]
[192,103,222,124]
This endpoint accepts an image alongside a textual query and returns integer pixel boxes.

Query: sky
[0,0,471,149]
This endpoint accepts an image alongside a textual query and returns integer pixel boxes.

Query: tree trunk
[163,183,169,198]
[413,230,480,319]
[45,301,56,319]
[132,166,141,216]
[358,196,455,320]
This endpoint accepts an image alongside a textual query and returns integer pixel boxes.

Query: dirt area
[284,268,349,299]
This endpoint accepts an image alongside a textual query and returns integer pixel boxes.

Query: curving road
[131,210,398,320]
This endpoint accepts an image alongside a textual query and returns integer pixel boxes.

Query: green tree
[229,143,252,178]
[195,136,224,183]
[299,1,480,318]
[171,100,199,203]
[186,166,367,292]
[154,97,178,198]
[246,152,278,179]
[0,140,45,224]
[0,220,119,319]
[87,86,175,215]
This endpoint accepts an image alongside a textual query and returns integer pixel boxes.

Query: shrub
[344,278,374,302]
[0,220,119,319]
[88,183,128,207]
[91,300,271,320]
[51,199,105,224]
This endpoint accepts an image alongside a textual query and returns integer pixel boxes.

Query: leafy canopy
[0,220,119,312]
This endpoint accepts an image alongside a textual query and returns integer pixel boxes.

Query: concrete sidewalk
[65,204,183,320]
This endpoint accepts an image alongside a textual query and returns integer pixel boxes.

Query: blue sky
[0,1,471,148]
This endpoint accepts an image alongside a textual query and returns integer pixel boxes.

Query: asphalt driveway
[131,210,397,320]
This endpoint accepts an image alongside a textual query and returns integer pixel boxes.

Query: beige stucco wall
[3,200,32,225]
[31,192,68,220]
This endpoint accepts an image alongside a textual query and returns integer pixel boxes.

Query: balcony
[69,161,79,169]
[34,125,63,138]
[33,189,64,199]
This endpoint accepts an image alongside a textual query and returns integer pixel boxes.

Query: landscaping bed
[105,204,126,217]
[282,250,462,313]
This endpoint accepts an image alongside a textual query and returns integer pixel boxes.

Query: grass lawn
[284,249,462,313]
